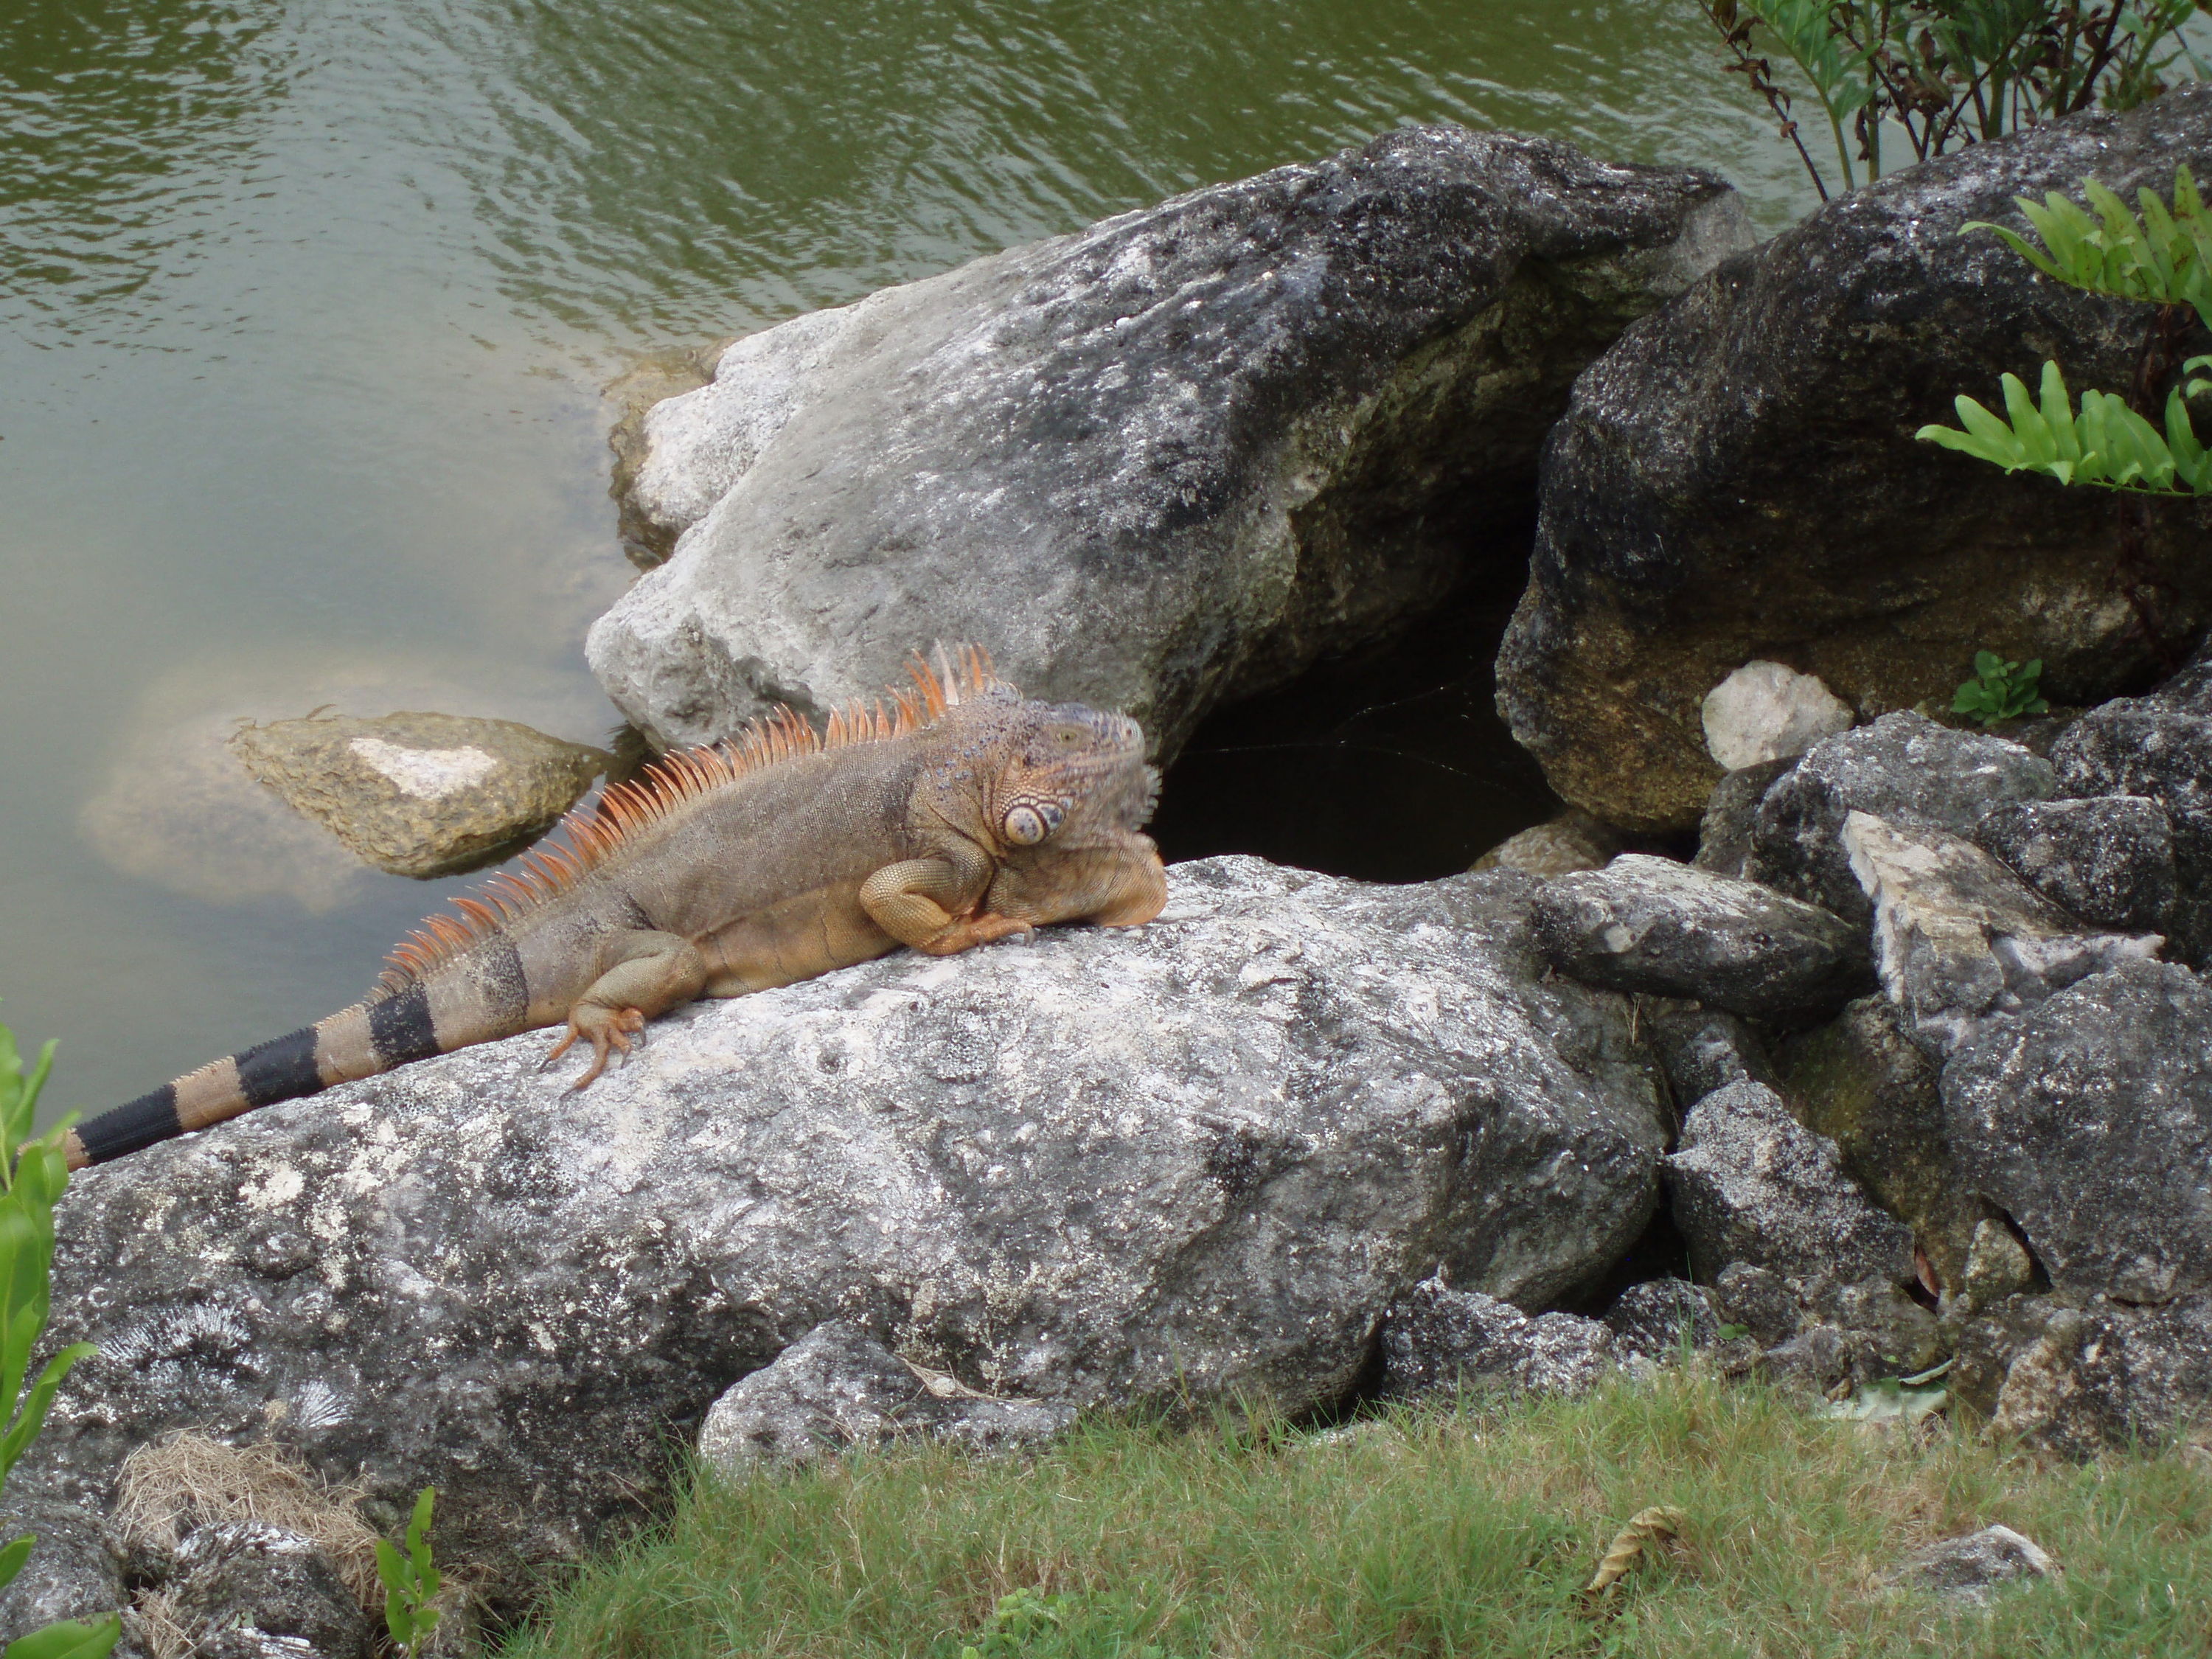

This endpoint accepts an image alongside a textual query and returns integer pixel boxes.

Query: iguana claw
[544,1006,647,1088]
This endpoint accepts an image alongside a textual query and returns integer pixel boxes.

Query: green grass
[498,1369,2212,1659]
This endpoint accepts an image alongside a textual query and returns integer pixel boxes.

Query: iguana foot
[915,912,1034,956]
[544,1006,647,1088]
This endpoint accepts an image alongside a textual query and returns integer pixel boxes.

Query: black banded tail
[66,981,448,1169]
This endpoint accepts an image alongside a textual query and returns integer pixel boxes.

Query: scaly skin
[67,650,1166,1169]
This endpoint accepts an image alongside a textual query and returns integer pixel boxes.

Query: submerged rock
[229,712,607,881]
[591,125,1748,757]
[4,858,1665,1634]
[1531,853,1869,1020]
[1497,88,2212,832]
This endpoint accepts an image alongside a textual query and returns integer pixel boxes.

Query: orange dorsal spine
[371,645,1006,997]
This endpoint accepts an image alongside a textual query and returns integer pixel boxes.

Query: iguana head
[975,694,1159,853]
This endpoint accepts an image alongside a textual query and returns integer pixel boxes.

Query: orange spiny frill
[369,645,1007,998]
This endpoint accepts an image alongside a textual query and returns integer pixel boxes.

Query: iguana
[66,648,1166,1169]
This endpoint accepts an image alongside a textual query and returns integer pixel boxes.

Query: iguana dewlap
[68,649,1167,1169]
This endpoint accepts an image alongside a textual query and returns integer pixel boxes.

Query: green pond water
[1,0,1823,1116]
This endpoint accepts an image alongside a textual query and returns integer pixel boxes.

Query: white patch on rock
[346,738,500,800]
[1702,660,1854,771]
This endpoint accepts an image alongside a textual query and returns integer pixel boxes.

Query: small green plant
[375,1486,443,1657]
[1920,360,2212,492]
[0,1014,118,1659]
[1952,650,2051,723]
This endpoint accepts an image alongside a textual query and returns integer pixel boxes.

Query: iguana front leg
[858,839,1013,955]
[986,837,1169,931]
[545,930,709,1087]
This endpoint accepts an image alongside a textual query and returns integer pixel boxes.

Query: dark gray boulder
[1638,1001,1775,1113]
[1531,853,1869,1020]
[1775,995,1983,1290]
[1714,1264,1802,1349]
[1600,1278,1726,1364]
[2053,688,2212,959]
[1693,757,1795,880]
[591,125,1749,757]
[1943,959,2212,1302]
[1974,795,2177,933]
[695,1321,1074,1472]
[1746,713,2055,925]
[159,1523,373,1659]
[1955,1293,2212,1456]
[1496,88,2212,832]
[1663,1080,1915,1287]
[3,857,1666,1639]
[1378,1278,1613,1399]
[1844,813,2161,1059]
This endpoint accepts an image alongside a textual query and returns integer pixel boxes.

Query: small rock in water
[1470,809,1621,877]
[1893,1525,2059,1606]
[1533,854,1870,1020]
[1975,795,2176,932]
[1701,661,1854,771]
[698,1322,1074,1472]
[230,711,608,879]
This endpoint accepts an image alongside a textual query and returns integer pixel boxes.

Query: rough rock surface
[2053,684,2212,959]
[1746,713,2054,925]
[1600,1278,1725,1363]
[697,1321,1074,1473]
[229,712,607,880]
[1974,795,2177,933]
[1892,1526,2059,1606]
[1693,757,1795,879]
[1532,853,1869,1019]
[1700,661,1853,771]
[1378,1278,1613,1399]
[1843,813,2160,1058]
[1497,88,2212,832]
[1944,959,2212,1301]
[1,858,1665,1635]
[591,125,1749,756]
[1639,1001,1775,1110]
[158,1522,373,1659]
[1469,809,1620,877]
[1955,1293,2212,1456]
[1775,995,1983,1290]
[1663,1080,1914,1287]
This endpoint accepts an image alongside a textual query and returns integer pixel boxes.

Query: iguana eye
[1002,801,1062,845]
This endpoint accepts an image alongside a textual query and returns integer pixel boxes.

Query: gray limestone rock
[1714,1262,1800,1349]
[1379,1279,1613,1399]
[229,712,608,880]
[1532,853,1870,1020]
[1495,88,2212,833]
[1955,1293,2212,1456]
[1600,1278,1725,1363]
[1843,813,2160,1060]
[2052,691,2212,960]
[1975,794,2176,932]
[1893,1526,2059,1606]
[1639,1001,1775,1113]
[1747,713,2056,925]
[591,125,1749,757]
[1663,1081,1914,1287]
[1775,995,1982,1290]
[1,857,1665,1641]
[160,1523,372,1659]
[696,1321,1074,1473]
[1943,959,2212,1302]
[1469,810,1621,878]
[1693,757,1795,880]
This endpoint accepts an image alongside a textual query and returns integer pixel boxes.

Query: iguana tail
[64,978,509,1170]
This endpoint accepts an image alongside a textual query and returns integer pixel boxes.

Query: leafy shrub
[0,1016,117,1659]
[1919,360,2212,493]
[1699,1,2205,201]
